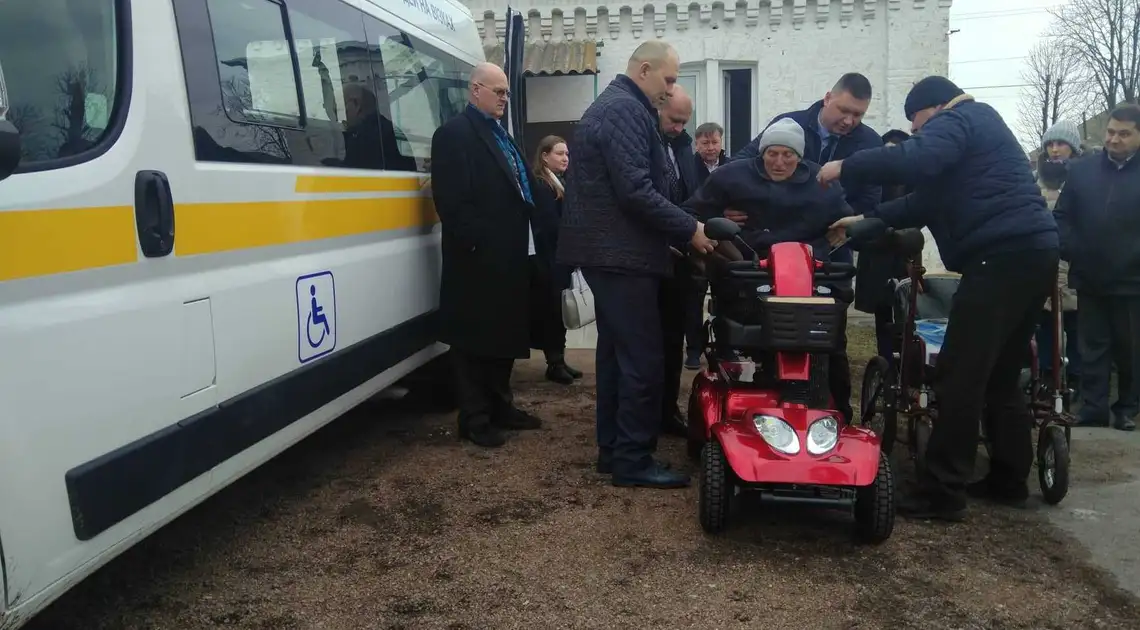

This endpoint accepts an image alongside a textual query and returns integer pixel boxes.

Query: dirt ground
[26,323,1140,630]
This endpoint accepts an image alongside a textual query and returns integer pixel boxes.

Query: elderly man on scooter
[820,76,1060,521]
[683,118,855,421]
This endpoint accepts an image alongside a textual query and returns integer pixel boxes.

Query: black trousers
[584,268,663,474]
[659,258,693,422]
[830,320,853,423]
[1077,293,1140,423]
[451,349,516,431]
[684,277,710,354]
[925,248,1058,496]
[874,302,895,364]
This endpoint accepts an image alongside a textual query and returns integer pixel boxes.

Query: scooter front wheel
[699,440,732,534]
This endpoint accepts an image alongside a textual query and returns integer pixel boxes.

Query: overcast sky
[948,0,1070,146]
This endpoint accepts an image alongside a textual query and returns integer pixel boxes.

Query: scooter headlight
[753,415,800,454]
[806,416,839,455]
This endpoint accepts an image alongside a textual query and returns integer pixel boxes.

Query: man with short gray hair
[559,41,715,489]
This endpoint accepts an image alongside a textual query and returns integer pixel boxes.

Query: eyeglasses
[475,81,511,99]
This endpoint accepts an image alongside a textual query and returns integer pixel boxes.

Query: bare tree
[1049,0,1140,112]
[1017,41,1089,145]
[6,103,46,161]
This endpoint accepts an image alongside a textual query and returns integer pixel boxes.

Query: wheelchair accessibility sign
[296,271,336,363]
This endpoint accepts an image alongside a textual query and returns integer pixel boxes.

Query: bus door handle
[134,170,175,258]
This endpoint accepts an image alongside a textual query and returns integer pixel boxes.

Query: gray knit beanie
[1042,120,1082,154]
[758,118,805,158]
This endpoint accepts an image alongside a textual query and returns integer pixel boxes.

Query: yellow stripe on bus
[0,205,138,282]
[294,174,429,193]
[0,175,437,282]
[176,196,437,255]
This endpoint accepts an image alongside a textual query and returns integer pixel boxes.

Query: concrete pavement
[1045,428,1140,597]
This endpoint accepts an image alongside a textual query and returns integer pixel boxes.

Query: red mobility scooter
[687,218,895,543]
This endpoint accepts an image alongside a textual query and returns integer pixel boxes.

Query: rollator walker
[687,218,895,543]
[850,218,1073,505]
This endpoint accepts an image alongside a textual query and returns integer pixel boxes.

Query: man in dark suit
[684,122,726,370]
[429,62,543,448]
[656,85,701,440]
[559,41,717,489]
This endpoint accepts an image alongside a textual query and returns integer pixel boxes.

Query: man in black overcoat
[429,62,543,448]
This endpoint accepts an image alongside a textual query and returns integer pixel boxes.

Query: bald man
[655,86,702,442]
[558,41,714,489]
[430,62,544,448]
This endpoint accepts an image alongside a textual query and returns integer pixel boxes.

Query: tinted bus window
[0,0,122,168]
[366,21,470,172]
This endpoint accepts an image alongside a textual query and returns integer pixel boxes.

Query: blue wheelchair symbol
[297,270,336,363]
[306,284,330,348]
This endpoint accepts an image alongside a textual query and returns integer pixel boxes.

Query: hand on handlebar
[826,214,865,248]
[691,222,719,255]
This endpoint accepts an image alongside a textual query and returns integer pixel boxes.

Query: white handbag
[561,268,596,330]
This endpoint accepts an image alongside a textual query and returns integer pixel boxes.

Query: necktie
[663,139,682,203]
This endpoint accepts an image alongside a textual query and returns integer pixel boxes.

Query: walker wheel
[1037,423,1070,505]
[911,415,932,478]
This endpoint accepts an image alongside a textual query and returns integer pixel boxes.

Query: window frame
[206,0,307,131]
[9,0,134,175]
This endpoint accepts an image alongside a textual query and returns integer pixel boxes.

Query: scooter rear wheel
[699,440,732,533]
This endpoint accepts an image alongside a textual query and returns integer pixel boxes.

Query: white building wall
[467,0,953,272]
[468,1,952,136]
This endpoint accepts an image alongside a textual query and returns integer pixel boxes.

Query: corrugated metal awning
[483,40,598,76]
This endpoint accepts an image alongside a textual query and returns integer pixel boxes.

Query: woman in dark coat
[853,129,913,364]
[530,136,583,385]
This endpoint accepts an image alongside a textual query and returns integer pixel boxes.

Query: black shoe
[1113,415,1136,432]
[897,491,967,522]
[495,408,543,430]
[459,423,507,448]
[661,410,688,437]
[545,363,575,385]
[966,478,1029,509]
[684,350,702,370]
[597,454,672,475]
[611,462,690,488]
[564,362,584,379]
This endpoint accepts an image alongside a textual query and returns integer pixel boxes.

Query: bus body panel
[0,0,483,625]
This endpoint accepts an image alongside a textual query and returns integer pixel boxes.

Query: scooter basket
[754,298,845,352]
[716,298,845,353]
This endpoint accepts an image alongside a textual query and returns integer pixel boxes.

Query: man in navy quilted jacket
[822,76,1060,521]
[558,41,717,489]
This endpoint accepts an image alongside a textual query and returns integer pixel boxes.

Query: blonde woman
[529,136,582,385]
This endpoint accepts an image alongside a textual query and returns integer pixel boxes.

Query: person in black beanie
[820,75,1060,522]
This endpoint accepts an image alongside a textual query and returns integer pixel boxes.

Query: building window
[723,68,753,156]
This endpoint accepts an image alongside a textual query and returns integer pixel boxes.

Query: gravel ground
[25,324,1140,630]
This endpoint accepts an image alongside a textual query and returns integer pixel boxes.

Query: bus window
[206,0,301,128]
[0,0,121,168]
[368,26,470,172]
